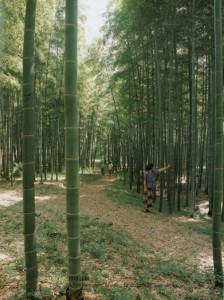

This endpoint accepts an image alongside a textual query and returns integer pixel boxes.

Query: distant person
[13,162,22,177]
[143,163,172,212]
[108,161,113,176]
[99,161,106,176]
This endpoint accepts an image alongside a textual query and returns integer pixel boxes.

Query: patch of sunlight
[0,253,12,261]
[35,174,66,181]
[10,241,24,253]
[176,176,187,184]
[198,201,209,215]
[0,192,22,207]
[175,216,202,223]
[105,177,116,182]
[197,253,214,270]
[196,250,224,270]
[40,181,64,186]
[89,184,105,189]
[35,180,65,188]
[58,182,66,189]
[36,195,57,202]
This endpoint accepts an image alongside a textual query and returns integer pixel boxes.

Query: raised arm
[158,164,172,173]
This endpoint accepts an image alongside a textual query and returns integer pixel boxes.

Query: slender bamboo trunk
[207,47,215,216]
[190,0,197,217]
[6,94,10,181]
[22,0,38,295]
[213,0,223,288]
[153,34,164,211]
[65,0,83,298]
[167,11,175,214]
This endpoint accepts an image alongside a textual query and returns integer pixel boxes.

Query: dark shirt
[144,169,158,189]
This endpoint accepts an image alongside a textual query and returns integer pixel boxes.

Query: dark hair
[146,163,153,171]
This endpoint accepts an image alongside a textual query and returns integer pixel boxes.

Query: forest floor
[0,172,224,299]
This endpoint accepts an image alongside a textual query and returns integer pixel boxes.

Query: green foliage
[190,226,213,237]
[103,181,142,207]
[1,0,223,296]
[80,173,102,183]
[79,215,217,299]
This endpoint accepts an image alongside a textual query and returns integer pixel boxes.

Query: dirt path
[79,176,219,269]
[0,175,221,271]
[1,175,224,299]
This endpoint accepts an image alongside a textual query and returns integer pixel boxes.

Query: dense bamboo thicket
[0,0,223,293]
[0,1,223,207]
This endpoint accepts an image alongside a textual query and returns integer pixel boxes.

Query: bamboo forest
[0,0,224,299]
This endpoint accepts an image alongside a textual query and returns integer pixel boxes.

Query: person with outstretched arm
[143,163,172,212]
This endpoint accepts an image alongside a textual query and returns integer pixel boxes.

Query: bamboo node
[68,255,81,260]
[24,233,35,236]
[65,24,77,27]
[68,272,82,277]
[25,249,37,254]
[64,60,77,63]
[67,236,80,240]
[23,57,34,60]
[66,212,79,216]
[23,187,35,190]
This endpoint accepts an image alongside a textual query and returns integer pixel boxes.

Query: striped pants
[143,188,153,211]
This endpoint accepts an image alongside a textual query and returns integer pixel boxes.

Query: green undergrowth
[102,177,175,212]
[103,177,224,240]
[80,217,220,300]
[103,183,142,208]
[109,175,211,215]
[80,173,102,184]
[0,178,222,299]
[103,178,183,215]
[1,200,220,299]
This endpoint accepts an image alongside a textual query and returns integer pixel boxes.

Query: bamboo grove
[99,0,223,217]
[0,0,223,294]
[0,0,222,211]
[1,0,223,212]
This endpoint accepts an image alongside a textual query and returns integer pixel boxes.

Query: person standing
[143,163,172,212]
[99,161,106,176]
[108,161,113,176]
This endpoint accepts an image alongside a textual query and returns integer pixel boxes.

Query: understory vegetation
[0,174,223,299]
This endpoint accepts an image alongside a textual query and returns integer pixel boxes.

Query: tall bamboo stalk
[22,0,38,295]
[153,33,164,211]
[213,0,223,288]
[64,0,83,299]
[167,9,175,214]
[190,0,197,216]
